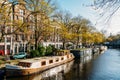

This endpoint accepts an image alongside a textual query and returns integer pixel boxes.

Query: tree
[93,0,120,22]
[71,16,91,48]
[0,0,11,41]
[92,32,105,44]
[24,0,56,49]
[106,33,120,42]
[0,0,28,54]
[52,11,72,49]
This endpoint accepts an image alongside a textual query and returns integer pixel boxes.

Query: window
[41,61,46,66]
[61,57,64,60]
[49,60,53,64]
[20,10,23,16]
[56,58,59,62]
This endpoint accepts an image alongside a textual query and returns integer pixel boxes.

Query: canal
[4,49,120,80]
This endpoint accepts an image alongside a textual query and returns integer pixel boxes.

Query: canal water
[4,49,120,80]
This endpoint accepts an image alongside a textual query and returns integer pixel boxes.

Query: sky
[57,0,120,36]
[57,0,95,22]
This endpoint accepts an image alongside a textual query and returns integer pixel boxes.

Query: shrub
[37,44,46,56]
[46,45,53,55]
[50,45,57,52]
[30,44,59,58]
[30,50,39,58]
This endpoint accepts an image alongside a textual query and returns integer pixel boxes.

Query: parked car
[13,52,27,59]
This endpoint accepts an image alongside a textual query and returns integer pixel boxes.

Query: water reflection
[65,55,95,80]
[88,49,120,80]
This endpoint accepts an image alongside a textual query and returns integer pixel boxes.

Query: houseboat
[8,60,74,80]
[5,50,74,77]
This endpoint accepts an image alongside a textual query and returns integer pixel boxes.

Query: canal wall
[70,48,93,58]
[70,46,107,59]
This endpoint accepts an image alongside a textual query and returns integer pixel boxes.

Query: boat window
[61,57,64,60]
[18,62,31,67]
[56,58,59,62]
[18,62,22,66]
[41,61,46,66]
[27,63,30,67]
[49,60,53,64]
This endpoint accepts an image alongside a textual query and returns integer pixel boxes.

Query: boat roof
[19,56,61,63]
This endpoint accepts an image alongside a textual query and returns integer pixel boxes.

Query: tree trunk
[76,37,80,49]
[62,39,66,49]
[34,14,38,50]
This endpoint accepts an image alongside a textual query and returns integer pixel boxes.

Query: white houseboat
[5,50,74,77]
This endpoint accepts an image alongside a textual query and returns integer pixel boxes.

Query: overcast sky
[57,0,120,35]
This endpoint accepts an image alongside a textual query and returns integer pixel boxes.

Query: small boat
[5,50,74,77]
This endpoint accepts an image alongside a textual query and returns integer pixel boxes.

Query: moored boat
[5,50,74,77]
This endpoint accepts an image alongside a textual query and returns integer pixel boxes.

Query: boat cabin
[17,52,73,68]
